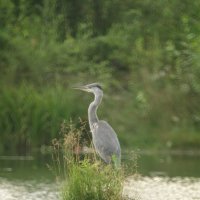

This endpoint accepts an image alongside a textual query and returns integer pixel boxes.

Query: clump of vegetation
[51,120,125,200]
[62,160,123,200]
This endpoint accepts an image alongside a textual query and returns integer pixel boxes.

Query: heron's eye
[96,86,102,90]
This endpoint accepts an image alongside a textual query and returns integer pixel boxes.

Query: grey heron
[74,83,121,166]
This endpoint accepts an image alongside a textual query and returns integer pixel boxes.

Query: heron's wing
[92,120,121,163]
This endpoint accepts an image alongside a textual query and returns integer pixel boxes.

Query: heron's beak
[72,85,90,92]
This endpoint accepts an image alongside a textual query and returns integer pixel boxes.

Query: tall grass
[51,120,125,200]
[0,85,84,154]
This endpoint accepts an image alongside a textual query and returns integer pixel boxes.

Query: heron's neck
[88,92,103,129]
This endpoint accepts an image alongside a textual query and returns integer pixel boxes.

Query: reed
[0,85,83,153]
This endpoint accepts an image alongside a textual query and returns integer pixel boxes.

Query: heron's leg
[111,154,121,169]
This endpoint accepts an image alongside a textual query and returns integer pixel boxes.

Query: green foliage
[62,161,123,200]
[0,85,83,154]
[0,0,200,152]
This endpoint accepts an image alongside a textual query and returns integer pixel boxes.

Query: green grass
[0,85,85,154]
[62,161,123,200]
[50,121,125,200]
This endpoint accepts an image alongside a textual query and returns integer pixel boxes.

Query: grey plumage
[73,83,121,166]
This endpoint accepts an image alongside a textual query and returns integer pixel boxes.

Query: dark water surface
[136,150,200,177]
[0,151,200,200]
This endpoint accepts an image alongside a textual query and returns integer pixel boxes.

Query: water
[0,151,200,200]
[0,178,58,200]
[136,150,200,177]
[123,176,200,200]
[0,154,59,200]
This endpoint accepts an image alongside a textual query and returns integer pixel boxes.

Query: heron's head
[73,83,103,95]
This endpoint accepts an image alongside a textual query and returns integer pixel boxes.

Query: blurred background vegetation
[1,0,200,155]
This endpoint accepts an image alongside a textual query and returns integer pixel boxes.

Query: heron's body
[74,83,121,165]
[91,120,121,164]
